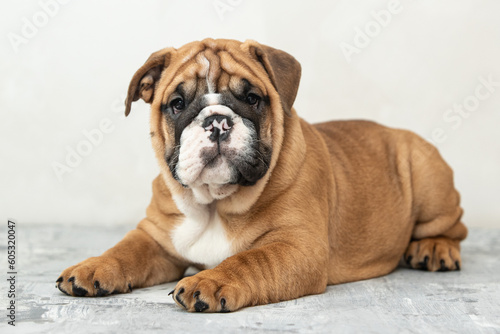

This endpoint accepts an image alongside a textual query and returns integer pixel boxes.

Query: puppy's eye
[245,93,260,106]
[170,98,185,114]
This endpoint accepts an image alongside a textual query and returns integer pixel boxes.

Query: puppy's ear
[248,43,301,116]
[124,48,174,116]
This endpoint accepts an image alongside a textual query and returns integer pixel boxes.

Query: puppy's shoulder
[147,175,184,218]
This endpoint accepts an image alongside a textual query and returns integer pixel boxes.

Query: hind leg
[405,138,468,272]
[404,205,467,272]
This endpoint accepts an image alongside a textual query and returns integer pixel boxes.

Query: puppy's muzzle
[203,115,233,143]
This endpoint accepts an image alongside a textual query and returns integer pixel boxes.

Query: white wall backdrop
[1,0,499,227]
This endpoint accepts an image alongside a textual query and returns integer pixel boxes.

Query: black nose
[203,115,233,142]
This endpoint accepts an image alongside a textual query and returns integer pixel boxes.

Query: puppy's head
[125,39,301,206]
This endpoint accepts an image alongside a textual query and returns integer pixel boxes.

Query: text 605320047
[7,220,17,326]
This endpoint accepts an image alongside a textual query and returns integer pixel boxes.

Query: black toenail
[96,288,109,297]
[94,281,100,289]
[168,289,174,296]
[439,259,449,272]
[68,277,75,283]
[194,300,209,312]
[56,276,63,288]
[128,283,133,292]
[72,285,88,297]
[220,298,229,313]
[193,291,200,299]
[455,261,461,270]
[418,256,429,270]
[175,288,187,309]
[406,256,413,265]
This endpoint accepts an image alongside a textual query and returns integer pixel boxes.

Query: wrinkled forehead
[160,48,269,103]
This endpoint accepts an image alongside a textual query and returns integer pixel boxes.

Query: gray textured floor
[1,224,499,333]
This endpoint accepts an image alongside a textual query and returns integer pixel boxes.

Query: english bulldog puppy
[57,38,467,312]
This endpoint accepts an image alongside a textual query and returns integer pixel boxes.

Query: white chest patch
[171,206,234,268]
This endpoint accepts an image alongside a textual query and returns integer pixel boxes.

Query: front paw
[56,256,132,297]
[170,271,245,313]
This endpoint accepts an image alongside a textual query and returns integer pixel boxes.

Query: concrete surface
[1,224,499,333]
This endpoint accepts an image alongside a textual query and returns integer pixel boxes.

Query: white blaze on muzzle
[176,101,254,199]
[204,93,220,106]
